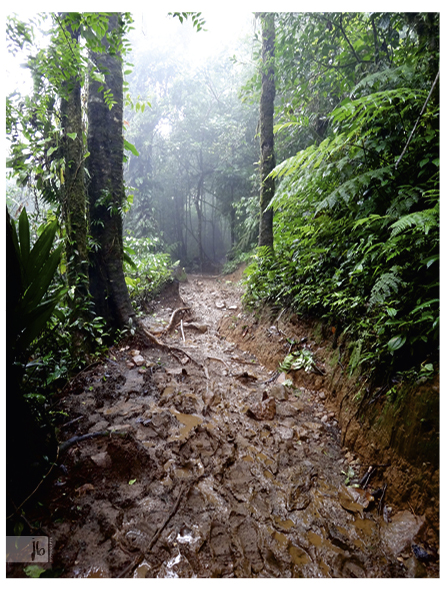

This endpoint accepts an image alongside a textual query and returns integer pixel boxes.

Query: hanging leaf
[388,335,407,352]
[124,139,139,156]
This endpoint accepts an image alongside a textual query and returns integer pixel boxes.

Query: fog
[122,10,261,271]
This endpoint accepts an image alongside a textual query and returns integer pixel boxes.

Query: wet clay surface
[16,273,439,578]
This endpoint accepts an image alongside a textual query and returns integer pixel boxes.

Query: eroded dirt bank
[9,272,439,578]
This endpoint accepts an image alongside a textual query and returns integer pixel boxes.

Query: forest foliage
[5,11,439,462]
[243,12,439,380]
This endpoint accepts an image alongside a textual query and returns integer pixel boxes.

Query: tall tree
[257,12,276,250]
[88,13,135,330]
[58,13,89,308]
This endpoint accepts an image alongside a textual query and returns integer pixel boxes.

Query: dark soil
[7,270,439,578]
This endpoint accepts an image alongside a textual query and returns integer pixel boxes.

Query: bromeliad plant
[7,206,67,506]
[7,207,66,367]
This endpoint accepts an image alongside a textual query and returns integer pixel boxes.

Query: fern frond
[389,205,439,237]
[351,65,415,94]
[369,267,402,307]
[317,165,392,212]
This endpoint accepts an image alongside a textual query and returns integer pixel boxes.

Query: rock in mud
[90,451,112,469]
[246,394,276,421]
[380,510,425,556]
[269,383,289,401]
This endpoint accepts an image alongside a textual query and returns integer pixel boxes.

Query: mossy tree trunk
[59,14,90,312]
[87,13,134,331]
[258,12,276,251]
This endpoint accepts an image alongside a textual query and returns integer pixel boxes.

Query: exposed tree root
[138,324,204,371]
[163,306,191,333]
[117,480,193,578]
[59,430,110,454]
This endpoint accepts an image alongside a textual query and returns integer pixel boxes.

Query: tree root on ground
[117,480,193,578]
[163,306,191,333]
[138,324,204,372]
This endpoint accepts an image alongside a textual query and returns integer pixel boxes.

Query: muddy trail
[11,273,438,578]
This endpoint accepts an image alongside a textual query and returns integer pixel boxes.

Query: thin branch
[339,14,363,65]
[395,70,439,169]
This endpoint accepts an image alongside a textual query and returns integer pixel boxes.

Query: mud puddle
[12,273,438,578]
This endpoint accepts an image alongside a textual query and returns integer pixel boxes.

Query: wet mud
[13,273,439,578]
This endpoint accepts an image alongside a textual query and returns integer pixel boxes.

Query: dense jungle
[5,11,439,578]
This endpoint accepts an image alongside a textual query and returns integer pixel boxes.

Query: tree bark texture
[258,12,276,250]
[87,13,134,330]
[59,15,89,304]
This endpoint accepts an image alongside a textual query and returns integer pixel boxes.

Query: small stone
[90,451,112,469]
[133,355,145,366]
[318,391,326,400]
[275,425,294,440]
[215,301,226,309]
[269,384,288,401]
[130,349,140,356]
[247,396,276,421]
[228,305,238,310]
[126,361,135,369]
[276,372,289,385]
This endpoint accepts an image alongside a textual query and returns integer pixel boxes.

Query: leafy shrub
[123,233,173,309]
[244,63,439,378]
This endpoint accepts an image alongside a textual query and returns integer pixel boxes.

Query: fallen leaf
[338,485,374,514]
[76,483,95,497]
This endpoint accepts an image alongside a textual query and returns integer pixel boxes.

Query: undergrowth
[244,65,439,382]
[123,233,173,310]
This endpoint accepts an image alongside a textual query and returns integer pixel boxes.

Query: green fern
[369,267,402,307]
[389,205,439,237]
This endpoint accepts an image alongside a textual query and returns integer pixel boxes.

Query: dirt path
[15,273,435,578]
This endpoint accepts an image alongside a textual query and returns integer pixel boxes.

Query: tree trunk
[229,183,236,247]
[87,13,134,331]
[258,12,276,251]
[194,175,204,272]
[59,14,89,308]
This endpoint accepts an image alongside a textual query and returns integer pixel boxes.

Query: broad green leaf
[124,139,139,156]
[25,220,58,278]
[21,245,63,312]
[24,565,46,578]
[388,335,407,352]
[124,276,137,287]
[18,207,30,264]
[17,296,62,350]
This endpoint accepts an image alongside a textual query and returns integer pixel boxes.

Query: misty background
[122,10,260,272]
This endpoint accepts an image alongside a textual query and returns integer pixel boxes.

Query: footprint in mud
[236,518,264,574]
[209,522,235,576]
